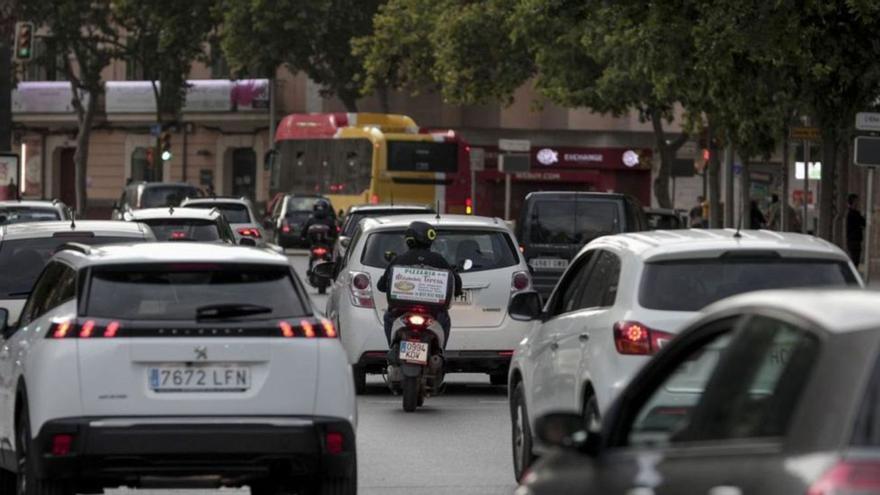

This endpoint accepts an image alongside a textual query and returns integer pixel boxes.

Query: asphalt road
[287,251,516,495]
[108,251,516,495]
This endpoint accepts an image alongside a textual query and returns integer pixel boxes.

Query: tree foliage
[222,0,383,111]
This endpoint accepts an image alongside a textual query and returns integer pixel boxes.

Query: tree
[23,0,122,214]
[222,0,383,111]
[112,0,218,178]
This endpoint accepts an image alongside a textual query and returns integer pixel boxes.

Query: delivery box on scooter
[388,265,454,310]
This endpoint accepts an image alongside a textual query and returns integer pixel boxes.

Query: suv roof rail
[56,242,92,255]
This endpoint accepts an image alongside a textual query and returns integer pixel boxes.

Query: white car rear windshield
[86,264,307,321]
[362,229,519,272]
[639,258,858,312]
[187,203,251,224]
[143,219,220,242]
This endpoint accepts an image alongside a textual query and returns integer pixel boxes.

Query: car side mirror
[508,291,543,321]
[535,412,601,457]
[239,237,257,247]
[340,237,351,248]
[312,262,336,281]
[0,308,8,337]
[384,251,397,263]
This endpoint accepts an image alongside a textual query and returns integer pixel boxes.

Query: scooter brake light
[404,314,431,327]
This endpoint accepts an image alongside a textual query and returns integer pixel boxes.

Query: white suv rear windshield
[362,229,519,272]
[639,258,858,312]
[188,203,250,224]
[85,264,307,320]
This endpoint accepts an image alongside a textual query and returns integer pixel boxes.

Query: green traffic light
[161,150,172,161]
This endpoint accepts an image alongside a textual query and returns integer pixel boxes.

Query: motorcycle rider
[300,199,337,245]
[377,220,462,347]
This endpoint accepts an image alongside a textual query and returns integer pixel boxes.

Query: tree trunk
[649,112,672,209]
[818,126,839,240]
[339,92,359,112]
[0,41,11,152]
[73,93,98,216]
[739,154,751,229]
[378,85,391,114]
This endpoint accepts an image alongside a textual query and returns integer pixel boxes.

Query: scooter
[306,224,333,294]
[387,309,447,412]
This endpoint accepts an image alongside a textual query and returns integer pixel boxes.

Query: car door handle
[708,486,742,495]
[550,341,559,351]
[0,346,10,360]
[579,333,590,342]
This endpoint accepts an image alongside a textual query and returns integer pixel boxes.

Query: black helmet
[405,221,437,249]
[313,199,330,218]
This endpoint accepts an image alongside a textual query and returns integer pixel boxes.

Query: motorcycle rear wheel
[402,376,419,412]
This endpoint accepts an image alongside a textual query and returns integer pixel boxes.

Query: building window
[210,40,230,79]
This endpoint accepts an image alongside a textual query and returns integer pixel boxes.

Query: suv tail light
[808,460,880,494]
[48,318,336,339]
[511,271,530,292]
[613,321,674,355]
[237,227,262,238]
[49,319,121,339]
[277,318,336,338]
[349,272,374,308]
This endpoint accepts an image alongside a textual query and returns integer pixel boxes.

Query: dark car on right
[515,192,647,298]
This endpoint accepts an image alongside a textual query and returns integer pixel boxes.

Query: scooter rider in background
[377,220,462,347]
[300,199,337,244]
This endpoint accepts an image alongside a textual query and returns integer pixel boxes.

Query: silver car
[0,199,71,225]
[181,196,266,246]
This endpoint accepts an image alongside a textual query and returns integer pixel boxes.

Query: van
[515,191,647,298]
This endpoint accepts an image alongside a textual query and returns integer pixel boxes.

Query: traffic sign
[790,127,821,141]
[469,147,485,172]
[498,153,530,173]
[498,139,530,153]
[855,136,880,167]
[857,112,880,132]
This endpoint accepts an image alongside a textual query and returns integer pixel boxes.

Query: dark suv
[515,192,647,298]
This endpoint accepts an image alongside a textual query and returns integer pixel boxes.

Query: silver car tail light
[511,271,531,292]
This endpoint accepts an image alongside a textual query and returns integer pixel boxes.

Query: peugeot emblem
[194,346,208,360]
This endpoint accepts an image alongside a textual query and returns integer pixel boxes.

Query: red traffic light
[14,22,35,62]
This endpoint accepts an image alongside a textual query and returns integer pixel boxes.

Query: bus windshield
[276,139,372,195]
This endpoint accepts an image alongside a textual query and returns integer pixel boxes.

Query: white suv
[323,214,533,393]
[0,243,356,495]
[507,229,862,480]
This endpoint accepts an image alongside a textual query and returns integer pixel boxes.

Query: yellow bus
[269,113,472,214]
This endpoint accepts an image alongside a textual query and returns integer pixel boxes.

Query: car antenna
[169,205,175,215]
[68,208,76,229]
[733,213,743,239]
[435,200,441,221]
[390,192,394,206]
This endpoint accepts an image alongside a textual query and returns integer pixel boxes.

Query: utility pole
[0,40,11,152]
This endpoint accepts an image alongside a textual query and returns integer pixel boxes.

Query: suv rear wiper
[195,303,273,320]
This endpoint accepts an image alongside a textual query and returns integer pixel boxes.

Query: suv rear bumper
[33,416,355,485]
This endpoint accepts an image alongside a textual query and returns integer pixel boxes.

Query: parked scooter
[306,224,333,294]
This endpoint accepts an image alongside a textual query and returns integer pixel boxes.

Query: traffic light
[14,22,35,62]
[160,132,172,161]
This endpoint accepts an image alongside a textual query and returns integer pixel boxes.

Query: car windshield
[343,209,430,236]
[0,207,61,225]
[527,199,621,245]
[85,264,307,320]
[142,219,221,242]
[140,186,200,208]
[362,229,518,272]
[187,203,251,224]
[639,258,858,312]
[0,236,141,298]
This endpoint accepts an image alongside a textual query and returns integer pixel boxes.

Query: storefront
[472,144,653,218]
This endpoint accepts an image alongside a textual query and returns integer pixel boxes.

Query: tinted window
[286,197,324,212]
[576,250,621,309]
[0,206,61,225]
[0,236,143,298]
[550,252,595,316]
[628,316,819,446]
[639,258,858,311]
[140,186,200,208]
[187,203,251,224]
[646,212,684,230]
[18,262,66,326]
[527,199,621,245]
[142,219,221,242]
[343,209,430,236]
[387,141,458,173]
[362,229,518,272]
[86,265,307,321]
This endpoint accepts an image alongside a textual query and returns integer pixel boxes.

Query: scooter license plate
[400,340,429,365]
